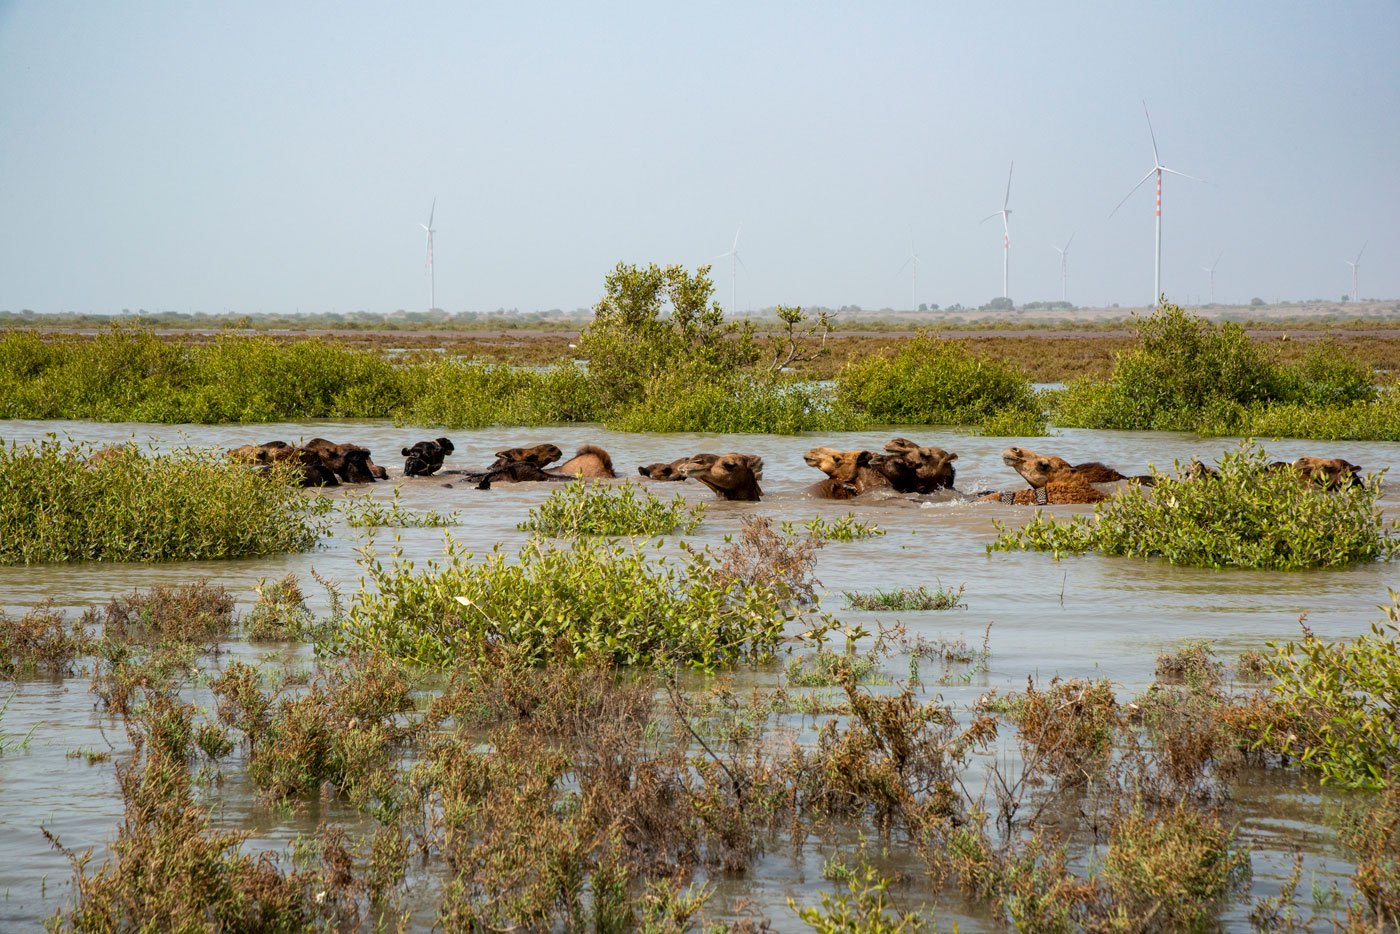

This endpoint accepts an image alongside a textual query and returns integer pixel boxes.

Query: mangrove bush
[0,440,330,564]
[332,535,800,669]
[990,442,1398,569]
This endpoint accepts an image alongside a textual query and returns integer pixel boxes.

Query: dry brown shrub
[1337,783,1400,928]
[212,653,415,809]
[787,668,996,836]
[1009,676,1119,785]
[0,602,95,678]
[708,516,822,606]
[102,580,235,645]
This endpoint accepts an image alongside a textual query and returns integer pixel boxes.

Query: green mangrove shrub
[398,359,598,429]
[332,535,797,669]
[0,330,404,423]
[835,336,1044,432]
[577,262,758,413]
[1254,595,1400,789]
[990,442,1397,569]
[606,366,867,434]
[1051,304,1380,433]
[0,440,330,564]
[517,480,704,537]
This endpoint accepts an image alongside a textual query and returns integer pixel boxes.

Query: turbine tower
[421,198,437,312]
[897,239,922,310]
[1111,102,1202,306]
[1201,253,1222,304]
[1052,232,1075,303]
[1346,242,1367,301]
[713,227,746,313]
[981,162,1014,299]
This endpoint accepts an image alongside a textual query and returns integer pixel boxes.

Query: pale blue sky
[2,1,1397,315]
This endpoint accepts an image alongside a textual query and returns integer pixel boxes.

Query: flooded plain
[2,418,1398,929]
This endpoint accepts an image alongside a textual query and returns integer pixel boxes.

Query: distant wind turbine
[421,198,437,312]
[1110,102,1202,306]
[981,162,1014,299]
[1052,232,1075,303]
[896,239,922,310]
[713,227,746,313]
[1201,253,1222,304]
[1346,242,1367,301]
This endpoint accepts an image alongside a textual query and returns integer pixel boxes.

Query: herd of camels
[228,436,1366,506]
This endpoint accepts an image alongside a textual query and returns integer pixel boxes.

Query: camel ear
[945,452,958,463]
[856,450,874,466]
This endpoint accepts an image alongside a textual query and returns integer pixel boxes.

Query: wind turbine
[421,198,437,312]
[713,227,746,313]
[1201,253,1222,304]
[1110,102,1202,306]
[897,239,922,310]
[981,162,1014,299]
[1052,232,1075,303]
[1346,242,1367,301]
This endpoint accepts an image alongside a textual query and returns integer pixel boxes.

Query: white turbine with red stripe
[1110,102,1201,306]
[1346,242,1366,301]
[981,161,1014,299]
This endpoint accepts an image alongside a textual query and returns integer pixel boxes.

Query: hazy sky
[2,1,1397,315]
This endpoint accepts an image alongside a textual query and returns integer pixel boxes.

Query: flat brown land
[14,307,1400,383]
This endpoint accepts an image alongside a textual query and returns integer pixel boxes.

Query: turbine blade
[1004,161,1014,210]
[1109,169,1156,218]
[1159,166,1204,182]
[1356,241,1368,262]
[428,197,436,227]
[735,253,749,272]
[1065,231,1075,251]
[980,211,1002,224]
[732,227,742,252]
[1142,100,1160,166]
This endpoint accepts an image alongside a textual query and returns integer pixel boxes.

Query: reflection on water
[1,419,1396,927]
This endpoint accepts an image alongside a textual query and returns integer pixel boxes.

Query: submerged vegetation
[518,479,705,537]
[7,545,1398,928]
[991,441,1398,569]
[1255,593,1400,789]
[0,440,330,565]
[334,532,806,670]
[844,584,966,612]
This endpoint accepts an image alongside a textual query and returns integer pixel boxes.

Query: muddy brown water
[1,419,1397,928]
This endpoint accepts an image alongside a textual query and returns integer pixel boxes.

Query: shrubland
[0,440,330,564]
[6,291,1388,438]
